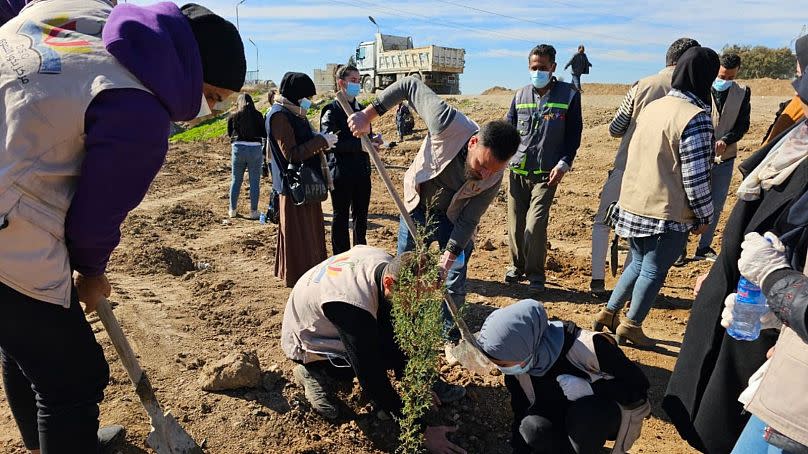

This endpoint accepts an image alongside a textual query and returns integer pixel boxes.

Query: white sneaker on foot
[228,209,238,218]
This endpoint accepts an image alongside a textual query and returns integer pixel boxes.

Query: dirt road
[0,84,792,454]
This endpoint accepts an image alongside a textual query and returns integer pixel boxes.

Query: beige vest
[613,67,674,171]
[746,252,808,446]
[0,0,148,306]
[620,96,705,223]
[403,111,503,223]
[281,246,393,364]
[712,82,747,160]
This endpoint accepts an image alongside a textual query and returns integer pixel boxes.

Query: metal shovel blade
[450,339,495,376]
[146,410,204,454]
[443,294,496,375]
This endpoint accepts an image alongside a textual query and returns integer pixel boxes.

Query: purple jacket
[64,3,201,276]
[2,1,202,276]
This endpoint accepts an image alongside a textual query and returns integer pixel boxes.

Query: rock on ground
[198,351,262,391]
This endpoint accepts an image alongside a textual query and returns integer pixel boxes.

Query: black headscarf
[671,46,720,106]
[181,4,246,92]
[279,72,316,105]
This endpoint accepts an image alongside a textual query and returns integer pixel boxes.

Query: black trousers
[330,174,371,255]
[0,283,108,453]
[517,395,621,454]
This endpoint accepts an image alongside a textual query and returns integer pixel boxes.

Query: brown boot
[592,308,620,334]
[615,320,655,347]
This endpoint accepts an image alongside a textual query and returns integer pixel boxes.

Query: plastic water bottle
[259,213,266,224]
[727,277,769,341]
[450,251,465,271]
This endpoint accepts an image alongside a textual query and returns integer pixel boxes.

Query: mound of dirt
[738,78,795,97]
[156,203,217,232]
[125,244,196,276]
[481,86,515,96]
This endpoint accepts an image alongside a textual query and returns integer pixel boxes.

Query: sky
[132,0,806,94]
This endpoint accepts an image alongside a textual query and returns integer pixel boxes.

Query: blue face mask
[713,78,733,92]
[345,82,362,98]
[497,354,534,375]
[531,70,552,89]
[299,98,312,111]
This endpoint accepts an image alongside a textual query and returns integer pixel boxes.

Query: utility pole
[235,0,246,31]
[249,38,258,81]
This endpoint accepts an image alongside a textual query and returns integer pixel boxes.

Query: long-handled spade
[334,91,495,375]
[95,299,204,453]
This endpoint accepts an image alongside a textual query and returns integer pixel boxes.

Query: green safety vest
[509,81,577,175]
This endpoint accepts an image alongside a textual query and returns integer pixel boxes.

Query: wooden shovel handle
[333,92,478,347]
[95,299,165,421]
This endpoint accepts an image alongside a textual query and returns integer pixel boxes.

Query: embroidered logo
[17,16,94,75]
[312,253,357,283]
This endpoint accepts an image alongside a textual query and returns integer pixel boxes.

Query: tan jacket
[613,67,674,171]
[0,0,147,306]
[403,113,502,223]
[620,96,705,223]
[746,254,808,446]
[280,246,393,364]
[712,82,747,160]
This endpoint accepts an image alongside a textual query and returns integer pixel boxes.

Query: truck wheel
[362,76,375,94]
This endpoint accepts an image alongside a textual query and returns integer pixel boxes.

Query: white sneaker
[248,210,260,220]
[228,209,238,218]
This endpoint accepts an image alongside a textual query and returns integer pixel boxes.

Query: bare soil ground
[0,83,795,454]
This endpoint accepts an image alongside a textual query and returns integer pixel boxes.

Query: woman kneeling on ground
[477,299,650,454]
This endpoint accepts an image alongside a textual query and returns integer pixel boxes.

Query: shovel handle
[334,91,418,238]
[334,92,479,348]
[95,299,165,422]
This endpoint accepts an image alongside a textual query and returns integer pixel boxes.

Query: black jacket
[227,109,266,143]
[663,120,808,454]
[319,99,371,181]
[565,53,592,75]
[506,322,649,453]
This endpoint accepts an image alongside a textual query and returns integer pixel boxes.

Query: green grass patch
[170,115,228,143]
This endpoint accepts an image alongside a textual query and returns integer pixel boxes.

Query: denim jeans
[230,143,263,212]
[571,74,582,91]
[397,206,474,336]
[606,230,688,324]
[732,415,786,454]
[698,158,735,251]
[0,283,109,452]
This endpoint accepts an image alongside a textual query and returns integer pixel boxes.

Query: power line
[323,0,538,45]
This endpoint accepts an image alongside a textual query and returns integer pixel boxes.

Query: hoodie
[64,2,202,276]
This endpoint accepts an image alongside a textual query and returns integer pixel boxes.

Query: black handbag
[285,161,328,206]
[266,189,280,224]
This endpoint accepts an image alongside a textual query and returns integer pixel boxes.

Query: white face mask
[196,93,212,118]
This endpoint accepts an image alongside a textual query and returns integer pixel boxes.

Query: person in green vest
[505,44,583,293]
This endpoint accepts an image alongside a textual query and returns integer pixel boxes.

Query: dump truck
[353,33,465,94]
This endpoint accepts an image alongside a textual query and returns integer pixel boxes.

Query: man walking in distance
[504,44,583,294]
[589,38,700,298]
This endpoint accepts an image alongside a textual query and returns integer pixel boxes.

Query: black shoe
[432,378,466,403]
[589,279,611,300]
[98,425,126,452]
[694,247,718,262]
[505,267,524,284]
[529,281,546,294]
[673,254,687,267]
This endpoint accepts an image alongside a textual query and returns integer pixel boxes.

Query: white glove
[556,374,594,401]
[738,232,790,287]
[320,132,339,150]
[720,293,781,330]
